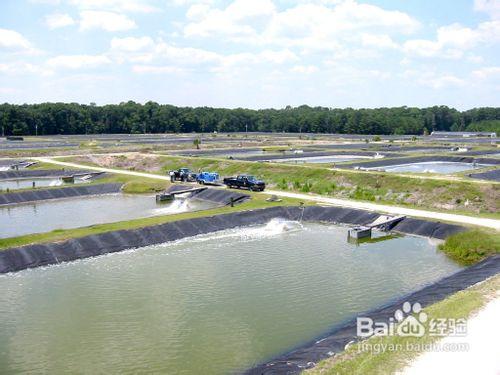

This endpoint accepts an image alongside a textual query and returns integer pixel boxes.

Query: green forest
[1,102,499,136]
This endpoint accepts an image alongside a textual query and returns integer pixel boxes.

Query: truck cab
[223,174,266,191]
[169,168,197,182]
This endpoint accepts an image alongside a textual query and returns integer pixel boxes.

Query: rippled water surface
[0,220,462,374]
[0,195,214,238]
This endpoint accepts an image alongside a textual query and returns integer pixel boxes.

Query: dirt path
[329,166,499,185]
[402,296,500,375]
[266,190,500,230]
[33,156,172,181]
[33,157,500,230]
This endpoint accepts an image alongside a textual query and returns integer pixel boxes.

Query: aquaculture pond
[0,177,89,191]
[368,161,490,174]
[212,149,268,157]
[273,155,373,164]
[212,150,307,158]
[0,220,462,374]
[0,195,215,238]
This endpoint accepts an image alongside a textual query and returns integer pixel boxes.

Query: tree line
[1,102,499,136]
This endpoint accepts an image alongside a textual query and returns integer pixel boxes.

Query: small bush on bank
[122,181,167,194]
[350,186,376,201]
[439,229,500,265]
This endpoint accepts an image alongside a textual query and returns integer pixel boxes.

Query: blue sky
[0,0,499,109]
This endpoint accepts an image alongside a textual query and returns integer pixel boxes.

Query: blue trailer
[196,171,220,185]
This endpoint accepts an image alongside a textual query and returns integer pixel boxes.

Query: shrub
[350,186,376,201]
[301,181,312,193]
[439,230,500,265]
[277,178,288,190]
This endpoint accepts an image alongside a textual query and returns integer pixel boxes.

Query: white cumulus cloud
[473,66,500,79]
[111,36,154,51]
[47,54,112,69]
[0,28,32,49]
[45,13,75,29]
[474,0,500,19]
[132,65,185,74]
[79,10,136,32]
[290,65,318,74]
[404,21,500,58]
[0,62,52,76]
[183,0,419,52]
[70,0,160,13]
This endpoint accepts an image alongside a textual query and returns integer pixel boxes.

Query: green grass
[97,172,169,194]
[120,180,168,194]
[308,274,499,375]
[141,155,500,217]
[58,153,500,217]
[438,229,500,265]
[0,193,303,250]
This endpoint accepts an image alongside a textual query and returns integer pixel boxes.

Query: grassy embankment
[439,229,500,265]
[308,274,500,375]
[3,153,499,256]
[0,192,303,250]
[118,154,499,217]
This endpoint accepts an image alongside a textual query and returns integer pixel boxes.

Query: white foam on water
[151,198,191,216]
[187,218,304,244]
[49,179,63,186]
[0,167,9,171]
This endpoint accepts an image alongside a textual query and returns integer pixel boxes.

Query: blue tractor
[196,171,220,185]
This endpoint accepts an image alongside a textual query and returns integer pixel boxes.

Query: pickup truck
[168,168,198,182]
[223,175,266,191]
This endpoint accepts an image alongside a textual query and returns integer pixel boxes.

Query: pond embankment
[0,205,465,274]
[0,183,123,206]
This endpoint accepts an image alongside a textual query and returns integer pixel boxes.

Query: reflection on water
[0,221,462,374]
[273,155,372,164]
[370,161,489,174]
[0,195,215,238]
[213,150,267,157]
[0,177,89,191]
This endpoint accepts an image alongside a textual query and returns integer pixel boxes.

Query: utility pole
[35,123,38,137]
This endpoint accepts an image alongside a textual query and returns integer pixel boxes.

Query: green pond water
[272,155,372,164]
[0,177,89,191]
[0,220,462,374]
[0,195,215,238]
[369,161,489,174]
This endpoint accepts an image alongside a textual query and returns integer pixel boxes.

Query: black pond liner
[340,155,500,169]
[166,184,250,206]
[469,169,500,182]
[0,183,122,206]
[0,205,464,273]
[0,203,495,373]
[0,159,25,167]
[244,254,500,375]
[236,151,400,162]
[461,150,500,156]
[0,169,93,180]
[0,142,79,150]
